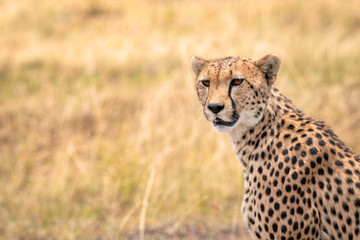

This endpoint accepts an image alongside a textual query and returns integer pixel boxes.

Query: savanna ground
[0,0,360,239]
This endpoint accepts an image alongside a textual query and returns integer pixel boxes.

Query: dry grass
[0,0,360,239]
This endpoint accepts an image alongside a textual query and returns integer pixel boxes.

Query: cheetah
[191,54,360,240]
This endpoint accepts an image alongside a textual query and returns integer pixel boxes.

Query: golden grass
[0,0,360,239]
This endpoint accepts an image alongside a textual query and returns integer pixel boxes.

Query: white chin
[213,124,233,133]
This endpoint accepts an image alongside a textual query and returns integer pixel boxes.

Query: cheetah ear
[191,56,208,76]
[255,54,281,85]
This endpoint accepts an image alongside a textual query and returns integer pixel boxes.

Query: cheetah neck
[227,89,284,170]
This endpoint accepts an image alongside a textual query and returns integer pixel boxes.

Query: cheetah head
[191,54,281,133]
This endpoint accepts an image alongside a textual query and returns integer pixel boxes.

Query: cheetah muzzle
[191,54,360,240]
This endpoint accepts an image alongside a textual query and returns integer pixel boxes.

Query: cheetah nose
[207,103,224,114]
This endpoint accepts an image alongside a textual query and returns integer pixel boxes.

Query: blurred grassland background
[1,0,360,239]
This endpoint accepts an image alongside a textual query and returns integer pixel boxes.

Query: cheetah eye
[231,78,244,86]
[201,80,210,87]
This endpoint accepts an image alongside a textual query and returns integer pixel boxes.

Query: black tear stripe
[228,84,240,123]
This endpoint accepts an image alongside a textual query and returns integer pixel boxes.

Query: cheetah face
[191,54,281,133]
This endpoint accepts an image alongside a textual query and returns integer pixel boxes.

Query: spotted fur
[191,54,360,240]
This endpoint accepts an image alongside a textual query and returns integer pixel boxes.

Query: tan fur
[192,54,360,240]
